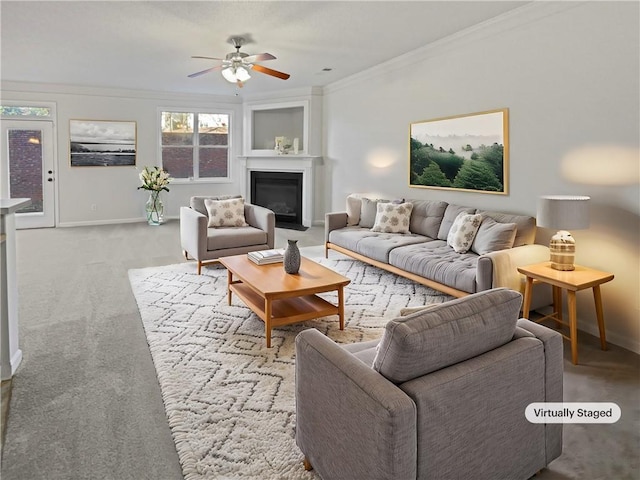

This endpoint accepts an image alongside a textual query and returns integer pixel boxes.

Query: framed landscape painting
[70,120,136,166]
[409,108,509,194]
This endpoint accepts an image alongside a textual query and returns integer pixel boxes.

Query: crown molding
[323,1,585,95]
[0,80,243,104]
[241,85,323,103]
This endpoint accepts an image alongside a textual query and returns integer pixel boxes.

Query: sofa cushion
[408,200,448,238]
[346,194,363,226]
[190,194,242,217]
[360,198,390,228]
[329,227,430,263]
[389,241,479,293]
[205,198,248,227]
[371,202,413,234]
[437,204,477,240]
[399,303,442,317]
[477,210,536,247]
[342,339,380,366]
[471,217,517,255]
[372,288,522,383]
[206,226,267,250]
[447,213,483,253]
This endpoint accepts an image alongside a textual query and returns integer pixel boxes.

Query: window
[160,111,230,181]
[1,105,53,119]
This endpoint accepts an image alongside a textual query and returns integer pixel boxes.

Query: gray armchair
[180,196,275,274]
[295,288,563,480]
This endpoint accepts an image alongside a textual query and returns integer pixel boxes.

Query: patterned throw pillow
[447,212,483,253]
[371,202,414,234]
[204,198,248,228]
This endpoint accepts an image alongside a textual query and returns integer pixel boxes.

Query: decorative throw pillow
[204,198,248,228]
[359,198,389,228]
[399,303,441,317]
[446,212,483,253]
[371,202,414,234]
[471,217,517,255]
[346,194,363,226]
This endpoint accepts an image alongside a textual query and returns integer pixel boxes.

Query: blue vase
[283,239,301,274]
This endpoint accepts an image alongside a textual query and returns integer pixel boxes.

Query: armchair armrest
[325,211,348,243]
[180,206,207,260]
[295,329,416,480]
[244,203,275,248]
[516,319,563,462]
[477,244,550,292]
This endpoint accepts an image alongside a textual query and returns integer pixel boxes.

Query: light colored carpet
[128,257,450,480]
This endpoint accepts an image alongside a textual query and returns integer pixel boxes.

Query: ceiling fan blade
[243,53,276,63]
[251,64,290,80]
[188,65,222,78]
[191,56,223,61]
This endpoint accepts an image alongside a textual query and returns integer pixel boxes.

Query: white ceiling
[1,1,527,97]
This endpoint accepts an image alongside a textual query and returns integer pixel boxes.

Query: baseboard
[580,323,640,355]
[1,349,22,381]
[57,217,148,227]
[534,306,640,354]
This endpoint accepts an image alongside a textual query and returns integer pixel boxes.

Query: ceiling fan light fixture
[189,37,289,84]
[235,66,251,82]
[221,65,251,84]
[221,66,237,83]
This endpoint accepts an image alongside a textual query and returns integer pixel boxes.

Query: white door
[1,120,56,228]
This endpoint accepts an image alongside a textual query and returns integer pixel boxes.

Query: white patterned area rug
[128,256,450,480]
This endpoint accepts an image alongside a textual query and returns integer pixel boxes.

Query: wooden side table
[517,262,614,365]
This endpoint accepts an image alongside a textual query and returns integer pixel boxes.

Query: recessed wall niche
[252,106,304,151]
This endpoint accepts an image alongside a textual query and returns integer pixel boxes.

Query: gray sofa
[326,194,550,306]
[180,195,275,274]
[296,288,563,480]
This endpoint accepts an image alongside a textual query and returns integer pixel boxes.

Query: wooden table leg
[567,290,579,364]
[522,277,534,318]
[265,298,272,348]
[338,285,345,330]
[552,285,563,327]
[227,270,233,305]
[593,285,608,351]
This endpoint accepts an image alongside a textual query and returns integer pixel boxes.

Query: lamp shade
[537,195,590,230]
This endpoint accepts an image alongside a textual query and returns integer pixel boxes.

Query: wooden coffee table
[219,254,351,347]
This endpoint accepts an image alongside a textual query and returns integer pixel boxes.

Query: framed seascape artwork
[70,120,137,167]
[409,108,509,194]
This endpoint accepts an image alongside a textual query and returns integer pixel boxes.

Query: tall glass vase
[145,190,164,225]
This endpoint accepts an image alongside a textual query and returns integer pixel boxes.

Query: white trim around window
[157,107,235,184]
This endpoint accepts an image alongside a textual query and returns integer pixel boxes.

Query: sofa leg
[197,261,202,275]
[303,457,313,471]
[183,250,189,260]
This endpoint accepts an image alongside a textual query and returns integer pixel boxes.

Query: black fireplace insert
[250,171,306,230]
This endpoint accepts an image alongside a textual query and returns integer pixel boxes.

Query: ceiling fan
[188,37,290,88]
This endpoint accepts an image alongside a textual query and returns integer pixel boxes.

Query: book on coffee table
[247,249,285,265]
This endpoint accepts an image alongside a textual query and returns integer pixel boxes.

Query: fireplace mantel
[238,155,322,227]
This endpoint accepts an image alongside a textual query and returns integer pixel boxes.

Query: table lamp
[537,195,590,271]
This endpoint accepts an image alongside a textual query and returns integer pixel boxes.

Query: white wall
[1,84,243,225]
[322,2,640,352]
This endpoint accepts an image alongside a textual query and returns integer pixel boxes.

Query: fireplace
[250,171,305,230]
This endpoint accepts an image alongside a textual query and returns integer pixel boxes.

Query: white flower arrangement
[138,166,171,192]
